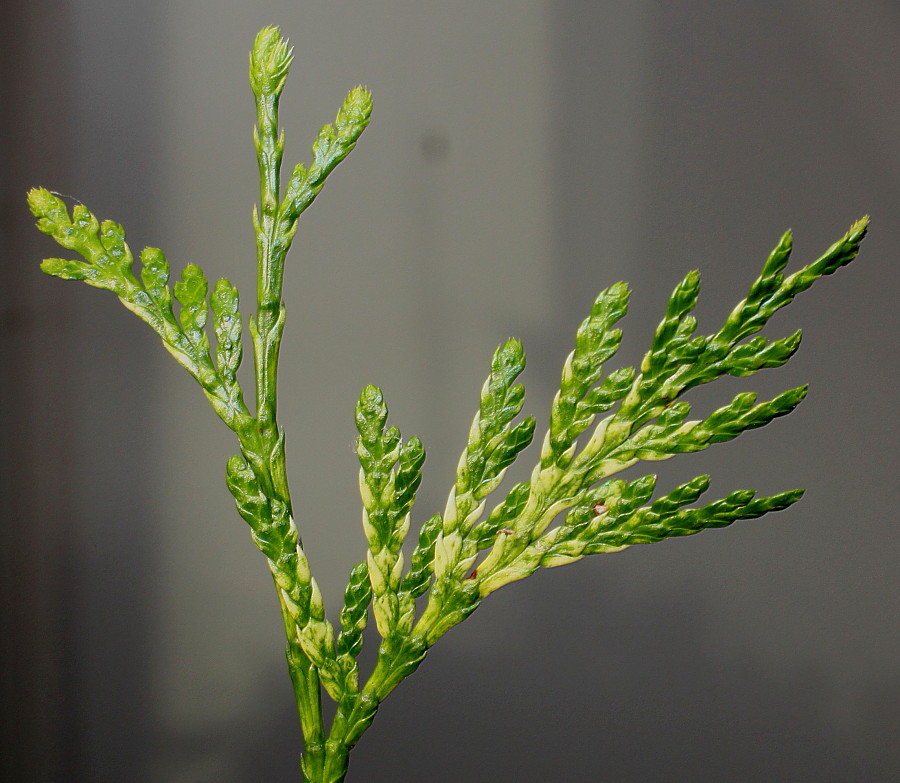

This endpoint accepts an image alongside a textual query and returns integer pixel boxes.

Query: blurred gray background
[2,1,898,781]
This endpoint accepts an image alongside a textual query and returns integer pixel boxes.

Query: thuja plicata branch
[28,26,868,783]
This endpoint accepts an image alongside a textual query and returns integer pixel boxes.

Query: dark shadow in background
[349,569,900,783]
[1,2,162,780]
[1,3,82,779]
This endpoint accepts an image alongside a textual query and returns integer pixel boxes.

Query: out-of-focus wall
[3,1,897,781]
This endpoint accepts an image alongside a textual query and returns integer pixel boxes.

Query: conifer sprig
[29,24,868,783]
[27,189,254,433]
[466,218,867,599]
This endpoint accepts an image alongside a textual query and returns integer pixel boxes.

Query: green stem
[277,585,325,756]
[254,89,288,432]
[248,440,326,775]
[250,37,326,775]
[231,435,327,776]
[321,636,430,782]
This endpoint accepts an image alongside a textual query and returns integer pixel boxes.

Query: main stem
[252,77,327,778]
[254,90,287,432]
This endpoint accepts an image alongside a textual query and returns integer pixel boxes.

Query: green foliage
[354,385,425,641]
[336,562,371,687]
[29,24,868,783]
[547,282,633,466]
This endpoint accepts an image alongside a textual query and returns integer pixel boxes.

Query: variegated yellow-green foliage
[28,25,868,783]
